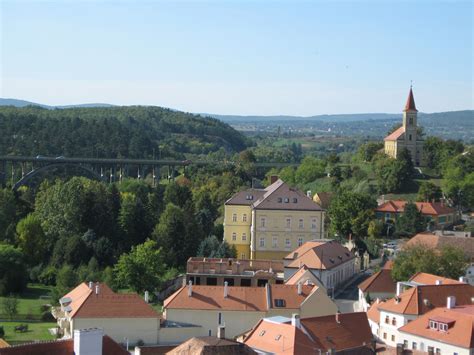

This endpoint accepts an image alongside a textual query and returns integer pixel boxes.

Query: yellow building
[384,87,424,166]
[224,178,325,260]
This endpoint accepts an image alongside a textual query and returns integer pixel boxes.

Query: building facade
[224,178,325,260]
[384,87,424,166]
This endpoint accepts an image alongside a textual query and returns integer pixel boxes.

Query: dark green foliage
[357,142,384,162]
[373,149,414,193]
[41,310,55,322]
[0,189,19,243]
[0,245,27,295]
[394,202,425,237]
[0,325,4,338]
[2,295,19,320]
[416,181,442,202]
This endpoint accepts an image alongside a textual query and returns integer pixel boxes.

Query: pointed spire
[404,86,418,112]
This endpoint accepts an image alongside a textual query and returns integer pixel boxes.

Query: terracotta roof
[384,126,405,141]
[62,282,159,319]
[358,268,396,294]
[0,335,128,355]
[284,240,354,270]
[244,312,373,354]
[163,284,315,312]
[0,340,9,349]
[409,272,463,285]
[378,284,474,315]
[138,345,177,354]
[225,179,323,211]
[404,87,418,112]
[404,233,474,259]
[399,305,474,348]
[376,200,456,216]
[367,300,385,323]
[285,265,323,287]
[167,337,256,355]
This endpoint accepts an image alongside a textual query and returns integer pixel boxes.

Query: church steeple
[404,86,418,112]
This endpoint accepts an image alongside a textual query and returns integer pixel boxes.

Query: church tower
[402,86,418,144]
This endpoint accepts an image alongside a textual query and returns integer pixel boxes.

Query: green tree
[367,220,383,239]
[197,236,237,258]
[394,202,425,237]
[0,189,18,243]
[295,156,326,184]
[2,295,18,320]
[118,192,149,250]
[114,239,166,293]
[164,182,192,209]
[0,244,27,295]
[16,214,47,265]
[357,142,384,162]
[416,182,442,202]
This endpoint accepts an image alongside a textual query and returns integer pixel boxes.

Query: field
[1,321,56,344]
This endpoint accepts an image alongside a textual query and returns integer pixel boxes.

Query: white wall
[378,311,417,347]
[398,330,471,355]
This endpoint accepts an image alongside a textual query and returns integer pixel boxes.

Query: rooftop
[376,200,456,216]
[358,260,396,294]
[186,257,284,276]
[167,337,256,355]
[384,126,405,141]
[404,232,474,259]
[408,272,463,286]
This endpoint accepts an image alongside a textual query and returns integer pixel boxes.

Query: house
[313,191,334,210]
[223,177,325,260]
[284,264,325,289]
[358,260,397,311]
[0,328,128,355]
[166,335,256,355]
[162,283,337,342]
[367,299,385,339]
[408,272,464,285]
[52,282,160,345]
[375,200,458,228]
[242,312,374,354]
[398,304,474,354]
[383,87,424,166]
[186,257,284,287]
[404,232,474,260]
[375,283,474,347]
[283,240,356,292]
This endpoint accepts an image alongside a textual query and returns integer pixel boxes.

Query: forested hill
[0,106,249,159]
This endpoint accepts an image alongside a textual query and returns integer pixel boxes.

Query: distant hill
[208,113,401,123]
[0,98,115,109]
[0,105,249,159]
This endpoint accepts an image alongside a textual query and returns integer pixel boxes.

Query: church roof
[384,126,405,141]
[404,87,418,112]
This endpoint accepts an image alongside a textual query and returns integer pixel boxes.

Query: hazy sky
[1,0,472,115]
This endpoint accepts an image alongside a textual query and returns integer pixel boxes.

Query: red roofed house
[162,283,337,342]
[242,312,374,354]
[398,304,474,354]
[375,200,458,228]
[52,282,160,345]
[358,260,397,311]
[384,87,424,166]
[283,240,356,292]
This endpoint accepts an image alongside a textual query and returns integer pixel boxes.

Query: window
[429,320,438,330]
[392,318,397,326]
[257,279,268,287]
[242,233,247,241]
[409,117,413,125]
[260,217,266,228]
[383,333,387,340]
[385,316,390,324]
[241,253,246,259]
[218,312,222,325]
[293,198,298,203]
[439,323,448,332]
[274,299,286,307]
[435,348,440,354]
[275,334,281,340]
[298,237,303,247]
[403,340,408,349]
[285,238,291,248]
[232,214,237,222]
[259,237,265,247]
[224,278,234,286]
[311,218,317,230]
[243,214,247,222]
[240,278,251,287]
[391,335,395,342]
[277,197,282,203]
[286,218,291,228]
[206,277,217,285]
[299,218,304,229]
[284,198,289,203]
[259,330,266,336]
[272,237,278,248]
[412,342,417,350]
[409,134,412,141]
[232,232,236,241]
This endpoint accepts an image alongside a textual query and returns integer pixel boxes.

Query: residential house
[242,312,374,354]
[408,272,464,286]
[52,282,160,345]
[186,257,284,287]
[367,299,385,339]
[162,283,337,342]
[313,191,333,210]
[375,283,474,347]
[398,304,474,355]
[404,232,474,260]
[283,240,356,292]
[375,200,458,228]
[224,178,325,260]
[358,260,397,311]
[284,264,325,289]
[0,328,128,355]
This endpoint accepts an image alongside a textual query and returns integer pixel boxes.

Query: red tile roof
[404,233,474,259]
[0,335,128,355]
[378,284,474,315]
[376,200,456,216]
[358,268,396,294]
[163,284,315,312]
[384,126,405,141]
[284,240,354,270]
[367,300,385,323]
[404,87,418,112]
[285,265,323,287]
[62,282,159,319]
[399,305,474,348]
[409,272,463,285]
[167,337,257,355]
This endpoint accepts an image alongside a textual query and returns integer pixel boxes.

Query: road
[334,272,371,313]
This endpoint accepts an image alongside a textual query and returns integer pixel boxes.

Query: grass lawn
[1,321,56,344]
[0,284,53,321]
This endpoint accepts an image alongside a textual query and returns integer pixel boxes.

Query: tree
[394,202,425,237]
[357,142,383,162]
[0,244,27,295]
[367,220,383,239]
[391,244,468,281]
[197,236,237,258]
[373,150,414,193]
[2,295,18,320]
[0,189,18,243]
[295,156,326,184]
[416,182,442,202]
[114,239,166,293]
[16,213,47,265]
[164,182,192,209]
[328,190,377,240]
[118,192,149,250]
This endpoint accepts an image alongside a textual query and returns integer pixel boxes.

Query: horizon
[1,0,473,115]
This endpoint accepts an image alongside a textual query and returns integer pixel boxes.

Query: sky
[0,0,472,115]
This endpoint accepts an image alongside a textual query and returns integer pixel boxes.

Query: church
[384,87,424,166]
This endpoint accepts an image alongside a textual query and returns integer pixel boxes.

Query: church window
[409,117,413,125]
[409,134,412,141]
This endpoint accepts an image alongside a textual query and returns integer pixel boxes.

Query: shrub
[41,310,55,322]
[39,266,57,286]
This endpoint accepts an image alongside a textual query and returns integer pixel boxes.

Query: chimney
[188,280,193,297]
[447,296,456,309]
[95,283,100,295]
[335,311,341,324]
[291,313,301,329]
[224,281,229,298]
[396,282,403,296]
[307,190,312,198]
[270,175,278,184]
[88,281,93,289]
[217,325,226,339]
[435,280,442,285]
[74,328,103,355]
[297,282,302,295]
[144,291,149,303]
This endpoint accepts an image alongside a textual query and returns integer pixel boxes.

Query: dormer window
[293,198,298,203]
[284,198,289,203]
[429,318,455,332]
[274,299,286,307]
[259,330,266,336]
[278,197,282,203]
[275,334,281,341]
